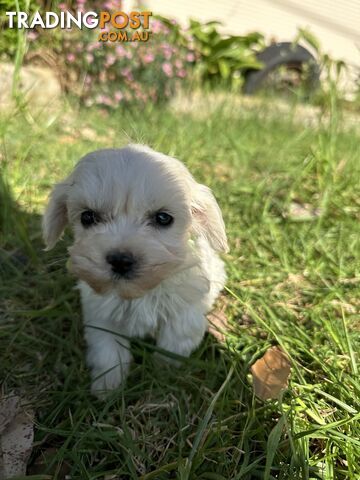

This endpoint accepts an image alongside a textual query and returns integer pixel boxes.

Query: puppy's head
[43,145,228,299]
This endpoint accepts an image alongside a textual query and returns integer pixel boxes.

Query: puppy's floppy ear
[191,184,229,253]
[42,181,69,250]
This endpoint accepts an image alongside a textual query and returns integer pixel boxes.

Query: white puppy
[43,145,228,396]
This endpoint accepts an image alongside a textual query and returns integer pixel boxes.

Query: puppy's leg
[85,325,132,397]
[156,306,207,365]
[79,282,133,396]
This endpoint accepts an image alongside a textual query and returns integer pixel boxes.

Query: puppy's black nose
[106,252,135,276]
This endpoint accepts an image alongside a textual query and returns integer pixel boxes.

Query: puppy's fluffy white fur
[43,145,228,395]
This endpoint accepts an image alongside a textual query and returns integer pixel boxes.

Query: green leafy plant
[296,27,347,83]
[187,19,264,86]
[0,0,37,58]
[295,27,349,108]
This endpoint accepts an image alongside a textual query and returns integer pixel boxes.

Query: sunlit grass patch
[1,95,359,479]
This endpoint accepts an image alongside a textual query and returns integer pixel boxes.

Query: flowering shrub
[19,0,266,106]
[25,0,195,108]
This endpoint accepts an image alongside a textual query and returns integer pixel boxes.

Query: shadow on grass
[1,175,257,479]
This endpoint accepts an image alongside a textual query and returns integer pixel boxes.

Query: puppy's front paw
[91,365,128,399]
[85,334,132,399]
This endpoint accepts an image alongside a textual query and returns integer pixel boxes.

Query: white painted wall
[134,0,360,67]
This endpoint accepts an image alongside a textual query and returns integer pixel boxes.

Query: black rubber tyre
[243,42,320,95]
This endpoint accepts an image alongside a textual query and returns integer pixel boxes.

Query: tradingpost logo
[5,10,152,42]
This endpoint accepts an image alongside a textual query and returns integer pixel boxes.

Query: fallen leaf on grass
[208,310,229,342]
[0,393,34,479]
[0,396,20,435]
[286,201,322,221]
[207,294,230,343]
[58,134,77,145]
[251,346,291,400]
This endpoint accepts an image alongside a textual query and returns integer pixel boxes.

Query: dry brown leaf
[207,310,229,342]
[250,346,291,400]
[207,295,230,342]
[0,394,34,479]
[0,395,20,435]
[58,134,77,145]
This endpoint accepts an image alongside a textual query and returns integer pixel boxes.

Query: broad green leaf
[264,416,285,480]
[218,59,231,79]
[297,27,321,53]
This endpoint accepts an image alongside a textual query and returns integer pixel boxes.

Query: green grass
[1,94,359,479]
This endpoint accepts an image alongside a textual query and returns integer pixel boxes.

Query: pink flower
[121,67,133,82]
[87,43,98,52]
[96,94,112,106]
[114,91,123,102]
[104,0,116,9]
[105,53,116,66]
[27,31,38,41]
[115,45,126,57]
[152,19,164,34]
[143,52,154,64]
[58,3,67,10]
[161,43,173,60]
[162,62,173,77]
[177,68,187,78]
[175,59,183,69]
[66,53,76,62]
[186,52,195,62]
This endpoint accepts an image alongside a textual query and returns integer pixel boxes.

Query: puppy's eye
[81,210,99,227]
[154,211,173,227]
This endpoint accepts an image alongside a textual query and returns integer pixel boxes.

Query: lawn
[1,95,359,479]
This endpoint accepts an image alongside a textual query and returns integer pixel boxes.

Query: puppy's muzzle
[106,251,136,278]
